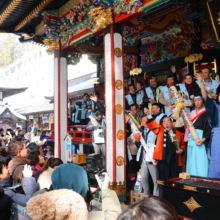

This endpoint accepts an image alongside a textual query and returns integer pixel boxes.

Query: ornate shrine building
[1,0,220,204]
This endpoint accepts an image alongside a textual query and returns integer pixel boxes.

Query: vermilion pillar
[54,49,68,162]
[104,24,126,201]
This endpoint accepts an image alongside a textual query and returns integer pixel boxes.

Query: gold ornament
[218,12,220,25]
[115,104,123,114]
[114,47,122,57]
[185,53,203,63]
[22,34,34,40]
[117,130,124,140]
[156,180,164,185]
[88,7,113,33]
[130,68,142,76]
[93,78,100,85]
[183,197,202,212]
[115,80,123,90]
[116,156,124,166]
[43,38,60,55]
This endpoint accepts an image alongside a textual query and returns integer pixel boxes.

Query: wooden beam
[0,0,22,26]
[14,0,54,31]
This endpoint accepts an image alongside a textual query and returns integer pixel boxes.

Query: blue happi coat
[160,86,175,116]
[196,79,219,94]
[204,96,220,179]
[178,83,191,115]
[125,93,143,106]
[145,86,163,101]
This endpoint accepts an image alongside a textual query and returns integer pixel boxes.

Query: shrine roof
[1,0,217,72]
[0,75,28,98]
[0,103,26,123]
[0,0,70,33]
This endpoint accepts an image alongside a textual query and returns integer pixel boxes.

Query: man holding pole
[144,107,185,180]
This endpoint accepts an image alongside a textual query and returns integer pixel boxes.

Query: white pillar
[104,24,126,201]
[54,50,68,162]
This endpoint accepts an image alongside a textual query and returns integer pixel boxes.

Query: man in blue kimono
[196,68,220,102]
[125,84,147,113]
[145,77,163,105]
[159,74,181,116]
[72,93,92,125]
[85,111,105,168]
[195,73,220,179]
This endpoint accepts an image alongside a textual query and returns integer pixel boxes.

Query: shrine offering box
[157,177,220,220]
[72,154,86,164]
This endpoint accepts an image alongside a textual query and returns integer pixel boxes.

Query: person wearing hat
[144,107,185,180]
[27,171,122,220]
[17,129,24,138]
[183,92,211,177]
[27,142,44,155]
[40,130,50,141]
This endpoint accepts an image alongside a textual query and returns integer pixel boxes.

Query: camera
[86,168,106,187]
[85,153,106,187]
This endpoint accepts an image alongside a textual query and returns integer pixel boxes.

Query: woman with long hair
[28,150,50,181]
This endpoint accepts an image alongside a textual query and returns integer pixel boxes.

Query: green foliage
[0,34,30,68]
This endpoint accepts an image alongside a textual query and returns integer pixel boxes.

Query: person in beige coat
[27,173,122,220]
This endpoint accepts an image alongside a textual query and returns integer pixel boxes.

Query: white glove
[22,164,33,178]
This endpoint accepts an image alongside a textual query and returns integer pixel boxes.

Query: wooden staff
[128,113,140,127]
[148,103,152,114]
[170,86,200,142]
[131,123,156,165]
[156,89,160,103]
[173,134,180,151]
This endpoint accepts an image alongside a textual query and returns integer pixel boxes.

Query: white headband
[194,96,203,100]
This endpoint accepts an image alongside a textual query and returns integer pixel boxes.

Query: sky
[0,34,97,109]
[68,55,96,80]
[0,33,97,80]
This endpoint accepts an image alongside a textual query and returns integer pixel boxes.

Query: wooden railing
[68,125,93,144]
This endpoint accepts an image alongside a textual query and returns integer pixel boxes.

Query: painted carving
[114,0,142,16]
[140,34,191,67]
[88,6,113,33]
